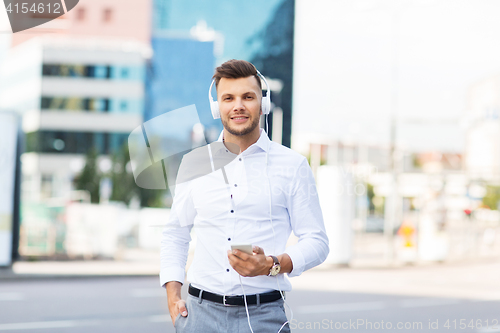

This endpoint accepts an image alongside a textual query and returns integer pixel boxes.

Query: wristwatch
[268,255,281,276]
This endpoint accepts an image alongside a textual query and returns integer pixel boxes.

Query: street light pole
[385,1,401,264]
[357,0,437,264]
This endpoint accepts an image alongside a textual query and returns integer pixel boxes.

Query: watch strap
[268,255,280,276]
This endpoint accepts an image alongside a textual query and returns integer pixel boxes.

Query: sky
[293,0,500,153]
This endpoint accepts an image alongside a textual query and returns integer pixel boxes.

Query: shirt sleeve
[159,181,195,287]
[284,158,330,277]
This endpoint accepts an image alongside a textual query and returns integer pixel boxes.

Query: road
[1,267,499,333]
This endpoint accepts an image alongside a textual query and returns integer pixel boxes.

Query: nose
[233,97,245,111]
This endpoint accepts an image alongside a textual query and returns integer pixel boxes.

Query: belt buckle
[222,295,237,306]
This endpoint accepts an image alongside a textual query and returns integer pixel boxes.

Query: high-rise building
[152,0,282,61]
[146,33,220,139]
[152,0,294,147]
[1,0,295,203]
[0,0,153,201]
[11,0,152,47]
[0,37,150,200]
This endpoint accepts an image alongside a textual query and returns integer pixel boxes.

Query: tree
[74,148,101,203]
[110,143,166,208]
[109,144,137,205]
[74,144,166,207]
[482,185,500,210]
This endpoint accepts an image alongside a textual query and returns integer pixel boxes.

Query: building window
[43,64,86,77]
[42,64,114,79]
[41,97,111,112]
[120,101,128,111]
[105,66,112,79]
[25,131,128,155]
[76,8,85,21]
[121,68,129,78]
[103,8,113,23]
[42,64,133,80]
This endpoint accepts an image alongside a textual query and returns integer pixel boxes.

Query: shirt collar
[216,129,270,153]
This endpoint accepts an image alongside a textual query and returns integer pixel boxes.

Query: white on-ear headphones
[208,70,272,119]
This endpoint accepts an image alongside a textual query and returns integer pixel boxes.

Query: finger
[227,251,238,263]
[232,249,250,260]
[227,253,244,272]
[178,301,188,316]
[253,246,264,255]
[227,253,236,267]
[227,255,249,275]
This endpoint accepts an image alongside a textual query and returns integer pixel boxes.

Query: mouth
[230,116,249,123]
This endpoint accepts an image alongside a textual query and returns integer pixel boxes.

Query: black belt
[188,284,283,306]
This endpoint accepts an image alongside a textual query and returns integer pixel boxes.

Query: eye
[223,96,232,101]
[245,96,254,100]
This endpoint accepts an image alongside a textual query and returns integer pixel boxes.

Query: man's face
[217,76,262,137]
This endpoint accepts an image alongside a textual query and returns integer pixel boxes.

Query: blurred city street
[1,253,500,332]
[3,1,500,332]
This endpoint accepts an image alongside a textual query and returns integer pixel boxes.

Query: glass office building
[0,38,149,200]
[152,0,295,147]
[146,36,220,141]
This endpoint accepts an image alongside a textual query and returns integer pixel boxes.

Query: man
[160,59,329,332]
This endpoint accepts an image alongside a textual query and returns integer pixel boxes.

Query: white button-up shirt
[160,129,329,295]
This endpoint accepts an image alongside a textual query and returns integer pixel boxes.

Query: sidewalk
[0,249,161,280]
[295,257,500,301]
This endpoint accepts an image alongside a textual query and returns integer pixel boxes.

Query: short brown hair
[212,59,262,90]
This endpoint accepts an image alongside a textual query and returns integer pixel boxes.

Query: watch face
[270,265,281,276]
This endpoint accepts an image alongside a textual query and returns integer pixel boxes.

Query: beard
[221,115,260,136]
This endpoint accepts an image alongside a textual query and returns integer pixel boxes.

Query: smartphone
[231,244,253,255]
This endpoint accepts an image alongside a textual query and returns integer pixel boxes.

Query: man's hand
[166,281,188,326]
[227,245,273,277]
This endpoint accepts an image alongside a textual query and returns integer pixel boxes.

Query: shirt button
[239,158,242,161]
[226,269,230,272]
[230,210,234,213]
[234,184,237,187]
[228,238,231,241]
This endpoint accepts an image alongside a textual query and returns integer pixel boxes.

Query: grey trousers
[174,293,291,333]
